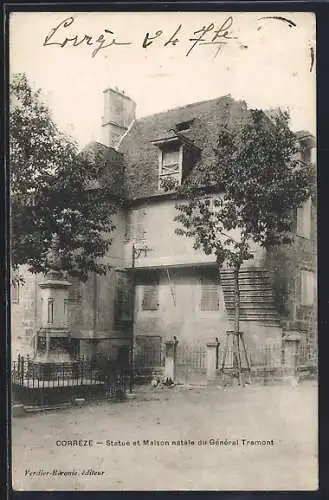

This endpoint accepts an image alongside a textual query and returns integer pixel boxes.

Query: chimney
[101,87,136,149]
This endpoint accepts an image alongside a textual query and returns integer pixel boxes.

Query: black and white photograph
[9,10,317,491]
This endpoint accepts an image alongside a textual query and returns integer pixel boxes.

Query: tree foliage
[174,108,314,340]
[10,73,121,281]
[175,109,314,270]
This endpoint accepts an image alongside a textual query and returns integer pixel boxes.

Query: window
[300,270,315,306]
[64,300,68,326]
[142,274,159,311]
[115,271,133,324]
[176,120,193,132]
[135,208,146,242]
[47,299,54,324]
[297,197,312,239]
[11,280,19,303]
[159,146,182,190]
[200,276,220,311]
[125,209,146,243]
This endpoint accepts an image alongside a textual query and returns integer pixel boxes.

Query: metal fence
[176,341,207,385]
[248,340,318,383]
[134,337,165,370]
[296,340,318,378]
[176,341,207,370]
[12,355,131,407]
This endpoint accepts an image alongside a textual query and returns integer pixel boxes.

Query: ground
[12,381,318,491]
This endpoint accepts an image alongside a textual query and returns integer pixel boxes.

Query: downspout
[93,272,97,335]
[129,244,137,391]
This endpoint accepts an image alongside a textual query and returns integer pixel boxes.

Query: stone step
[226,303,277,315]
[225,293,274,304]
[225,307,278,315]
[226,317,280,325]
[221,268,271,275]
[221,283,273,290]
[221,273,272,280]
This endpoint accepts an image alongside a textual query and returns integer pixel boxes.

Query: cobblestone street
[12,381,318,491]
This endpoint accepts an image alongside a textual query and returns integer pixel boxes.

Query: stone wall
[265,200,317,340]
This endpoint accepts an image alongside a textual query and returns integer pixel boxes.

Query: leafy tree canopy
[174,109,315,271]
[10,73,122,281]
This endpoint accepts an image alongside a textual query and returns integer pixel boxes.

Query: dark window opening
[176,120,194,132]
[115,271,133,326]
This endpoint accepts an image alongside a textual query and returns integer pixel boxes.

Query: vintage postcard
[9,10,317,491]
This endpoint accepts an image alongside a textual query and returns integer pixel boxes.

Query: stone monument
[31,234,74,379]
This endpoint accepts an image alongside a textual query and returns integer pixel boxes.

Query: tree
[10,73,122,282]
[172,109,314,382]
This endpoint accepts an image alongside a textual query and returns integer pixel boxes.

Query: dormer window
[151,133,201,191]
[159,144,183,190]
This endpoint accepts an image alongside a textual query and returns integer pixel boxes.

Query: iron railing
[12,354,132,406]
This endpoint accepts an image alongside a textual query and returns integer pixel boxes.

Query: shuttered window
[135,209,146,242]
[142,273,159,311]
[200,277,220,311]
[142,285,159,311]
[125,209,146,243]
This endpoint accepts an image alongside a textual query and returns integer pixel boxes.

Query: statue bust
[46,233,62,272]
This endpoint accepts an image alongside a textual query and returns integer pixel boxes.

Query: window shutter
[142,285,159,310]
[142,273,159,311]
[134,208,146,242]
[200,277,219,311]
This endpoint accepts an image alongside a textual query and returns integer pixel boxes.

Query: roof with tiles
[118,95,253,201]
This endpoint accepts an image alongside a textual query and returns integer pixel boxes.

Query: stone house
[11,87,316,380]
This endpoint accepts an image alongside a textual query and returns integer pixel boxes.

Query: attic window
[176,120,193,132]
[159,144,182,190]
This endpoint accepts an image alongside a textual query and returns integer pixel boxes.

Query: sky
[10,11,316,148]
